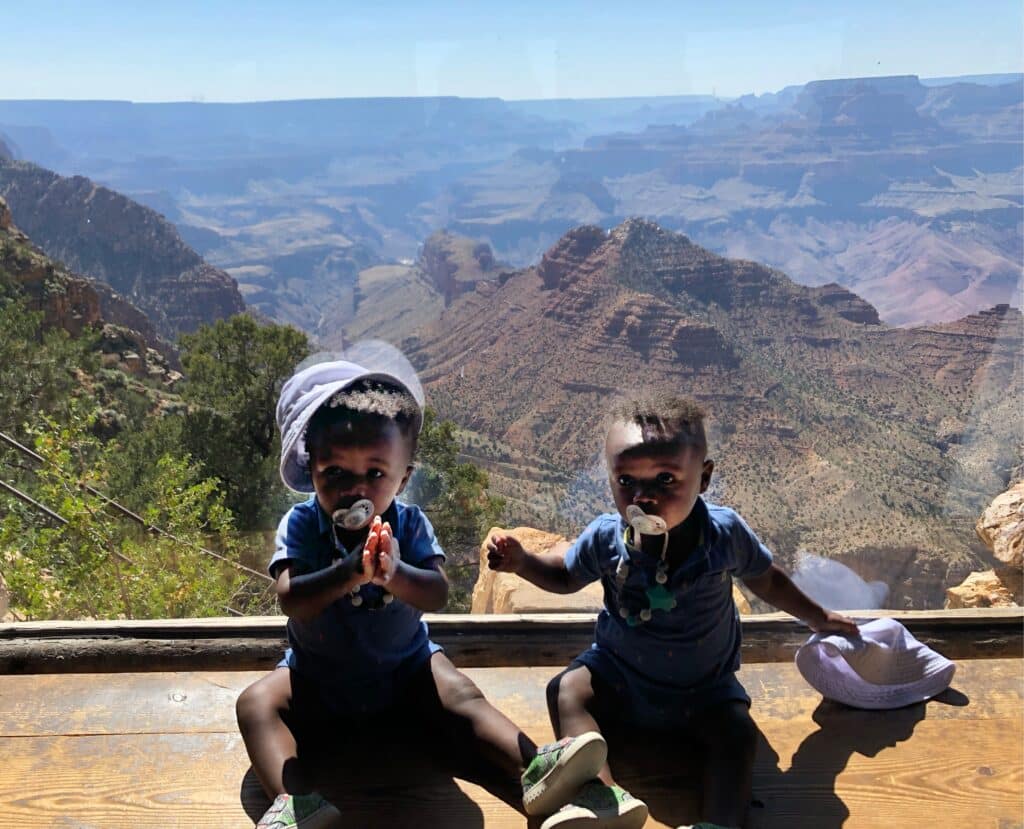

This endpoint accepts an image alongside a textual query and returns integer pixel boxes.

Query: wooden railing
[1,608,1019,673]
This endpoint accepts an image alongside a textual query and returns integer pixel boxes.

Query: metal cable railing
[0,429,273,584]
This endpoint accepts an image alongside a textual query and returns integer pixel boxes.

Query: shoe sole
[523,732,608,816]
[540,798,649,829]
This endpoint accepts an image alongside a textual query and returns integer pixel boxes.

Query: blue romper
[270,497,446,715]
[565,497,773,728]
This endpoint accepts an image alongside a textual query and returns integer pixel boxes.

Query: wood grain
[1,660,1017,738]
[0,659,1019,827]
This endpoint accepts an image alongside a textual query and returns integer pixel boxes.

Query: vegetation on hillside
[407,408,505,610]
[0,257,501,618]
[1,412,256,619]
[0,277,279,617]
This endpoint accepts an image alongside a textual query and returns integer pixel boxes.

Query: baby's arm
[380,553,449,612]
[274,551,369,622]
[486,533,587,594]
[743,564,858,634]
[367,517,448,611]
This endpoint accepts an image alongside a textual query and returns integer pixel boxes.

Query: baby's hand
[359,516,384,585]
[370,520,401,585]
[486,532,526,574]
[810,610,859,636]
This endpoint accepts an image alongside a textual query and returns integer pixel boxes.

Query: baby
[489,393,857,829]
[236,358,608,828]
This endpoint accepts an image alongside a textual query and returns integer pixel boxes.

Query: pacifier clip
[615,505,675,625]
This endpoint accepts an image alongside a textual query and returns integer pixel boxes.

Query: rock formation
[975,480,1024,569]
[0,196,177,379]
[409,218,1022,609]
[0,160,247,341]
[537,225,607,290]
[945,569,1022,609]
[946,481,1024,608]
[418,230,502,307]
[809,283,882,325]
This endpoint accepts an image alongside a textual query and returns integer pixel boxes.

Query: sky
[4,0,1023,102]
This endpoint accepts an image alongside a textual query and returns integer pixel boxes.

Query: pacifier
[626,504,667,536]
[332,498,375,531]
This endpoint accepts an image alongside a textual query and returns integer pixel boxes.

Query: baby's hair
[607,392,708,452]
[305,379,421,461]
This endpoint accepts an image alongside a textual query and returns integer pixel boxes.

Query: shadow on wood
[586,690,977,828]
[753,697,944,828]
[0,639,1019,827]
[600,723,704,827]
[238,726,532,828]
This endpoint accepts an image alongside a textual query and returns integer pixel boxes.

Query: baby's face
[310,420,413,520]
[605,421,712,533]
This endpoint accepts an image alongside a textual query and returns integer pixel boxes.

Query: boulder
[473,526,752,614]
[121,351,142,374]
[945,567,1022,609]
[733,586,753,615]
[944,482,1024,609]
[473,527,604,614]
[975,481,1024,568]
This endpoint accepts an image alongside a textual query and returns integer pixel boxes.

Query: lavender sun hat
[277,343,425,493]
[795,617,956,710]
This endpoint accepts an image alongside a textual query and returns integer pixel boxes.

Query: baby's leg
[426,654,611,818]
[235,667,312,799]
[427,651,536,777]
[546,664,617,785]
[687,699,758,828]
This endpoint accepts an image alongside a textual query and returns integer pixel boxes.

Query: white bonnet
[277,350,424,493]
[795,617,955,710]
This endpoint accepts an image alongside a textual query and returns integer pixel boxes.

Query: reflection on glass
[0,5,1020,619]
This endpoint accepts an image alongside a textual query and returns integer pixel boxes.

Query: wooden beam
[0,609,1020,674]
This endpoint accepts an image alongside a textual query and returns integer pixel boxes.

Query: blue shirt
[565,498,773,691]
[270,498,446,693]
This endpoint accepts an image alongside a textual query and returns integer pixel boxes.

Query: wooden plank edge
[0,609,1019,674]
[3,607,1019,638]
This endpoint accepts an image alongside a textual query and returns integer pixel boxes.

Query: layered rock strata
[409,218,1022,609]
[0,161,246,340]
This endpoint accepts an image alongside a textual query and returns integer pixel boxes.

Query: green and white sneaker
[540,781,648,829]
[522,731,608,816]
[255,793,341,829]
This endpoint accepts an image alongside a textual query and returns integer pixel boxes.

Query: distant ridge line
[0,72,1019,106]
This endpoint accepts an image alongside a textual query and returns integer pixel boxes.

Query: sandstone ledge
[946,568,1022,609]
[947,482,1024,608]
